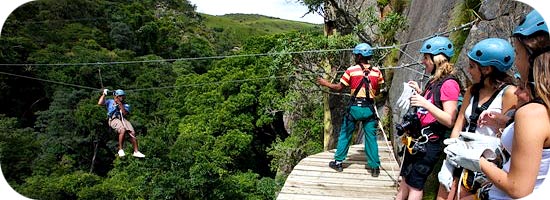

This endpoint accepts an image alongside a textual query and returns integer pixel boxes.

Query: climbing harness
[464,84,508,133]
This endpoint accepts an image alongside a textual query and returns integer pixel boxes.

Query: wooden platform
[277,141,401,200]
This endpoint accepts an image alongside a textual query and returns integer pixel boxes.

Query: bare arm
[114,97,129,116]
[410,91,459,128]
[481,103,549,198]
[317,77,344,91]
[477,86,517,132]
[98,94,106,105]
[450,86,472,138]
[501,85,518,115]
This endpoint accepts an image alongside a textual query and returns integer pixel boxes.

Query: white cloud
[188,0,323,24]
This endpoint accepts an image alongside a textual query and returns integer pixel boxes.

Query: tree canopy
[0,0,361,199]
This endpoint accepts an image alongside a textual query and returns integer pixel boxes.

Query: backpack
[422,76,464,138]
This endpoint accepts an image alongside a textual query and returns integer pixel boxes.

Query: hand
[407,81,421,93]
[114,97,121,104]
[478,110,508,130]
[396,82,414,110]
[316,77,329,87]
[410,93,430,108]
[102,89,109,96]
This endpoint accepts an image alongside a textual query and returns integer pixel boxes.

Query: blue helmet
[114,89,126,96]
[420,36,454,58]
[513,10,548,37]
[353,43,373,57]
[467,38,515,72]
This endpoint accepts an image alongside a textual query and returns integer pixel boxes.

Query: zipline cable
[0,20,476,67]
[0,61,424,93]
[0,71,100,90]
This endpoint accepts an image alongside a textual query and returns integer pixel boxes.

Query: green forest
[0,0,411,199]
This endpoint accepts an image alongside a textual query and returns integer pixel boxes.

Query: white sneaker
[132,151,145,158]
[118,149,125,157]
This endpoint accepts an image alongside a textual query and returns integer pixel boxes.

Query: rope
[0,60,424,95]
[372,105,400,186]
[0,71,100,90]
[0,19,476,67]
[98,68,104,88]
[0,49,352,66]
[126,62,424,92]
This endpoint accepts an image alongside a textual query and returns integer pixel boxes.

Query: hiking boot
[118,149,125,157]
[132,151,145,158]
[365,165,380,177]
[329,161,343,172]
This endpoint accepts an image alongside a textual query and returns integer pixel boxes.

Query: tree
[0,115,39,185]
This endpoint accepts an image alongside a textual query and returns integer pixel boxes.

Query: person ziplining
[97,89,145,158]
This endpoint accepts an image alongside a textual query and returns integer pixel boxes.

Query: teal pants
[334,105,380,168]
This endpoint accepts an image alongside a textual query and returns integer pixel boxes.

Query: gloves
[444,145,484,172]
[103,89,109,95]
[460,132,501,149]
[438,159,456,192]
[396,82,414,111]
[442,138,464,167]
[444,132,503,172]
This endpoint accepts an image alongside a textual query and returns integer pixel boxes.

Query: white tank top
[464,86,509,137]
[489,122,550,199]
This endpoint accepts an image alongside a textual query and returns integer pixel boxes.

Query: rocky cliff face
[388,0,533,149]
[454,0,531,77]
[388,0,460,148]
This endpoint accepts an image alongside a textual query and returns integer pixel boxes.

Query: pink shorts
[109,118,135,134]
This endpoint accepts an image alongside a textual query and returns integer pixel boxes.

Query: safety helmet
[513,10,548,37]
[353,43,374,57]
[420,36,454,58]
[114,89,126,96]
[467,38,515,72]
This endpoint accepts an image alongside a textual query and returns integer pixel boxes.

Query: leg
[401,140,442,200]
[118,128,126,150]
[363,118,380,168]
[122,119,139,152]
[396,178,424,200]
[407,186,424,200]
[129,131,139,152]
[437,179,459,200]
[333,115,356,161]
[437,159,459,200]
[396,177,410,200]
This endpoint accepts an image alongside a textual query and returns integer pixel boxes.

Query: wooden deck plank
[277,142,401,200]
[277,193,392,200]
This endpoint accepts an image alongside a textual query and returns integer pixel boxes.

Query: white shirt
[489,122,550,199]
[464,86,509,137]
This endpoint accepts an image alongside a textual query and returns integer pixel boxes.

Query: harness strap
[350,63,371,100]
[424,76,460,109]
[346,63,378,122]
[466,84,508,132]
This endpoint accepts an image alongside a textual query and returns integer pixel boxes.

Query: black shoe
[370,167,380,177]
[329,161,343,172]
[365,165,380,177]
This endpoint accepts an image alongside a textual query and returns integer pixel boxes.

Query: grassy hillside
[201,13,323,53]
